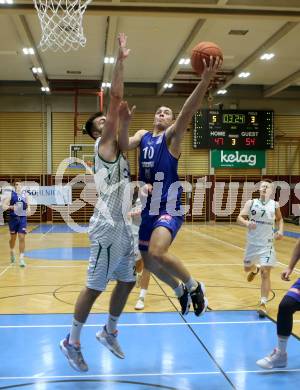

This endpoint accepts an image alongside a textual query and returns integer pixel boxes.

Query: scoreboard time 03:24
[193,110,274,149]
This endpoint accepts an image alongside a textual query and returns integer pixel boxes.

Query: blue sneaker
[60,334,88,372]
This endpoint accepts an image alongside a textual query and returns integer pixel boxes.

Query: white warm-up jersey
[247,199,279,246]
[88,137,131,237]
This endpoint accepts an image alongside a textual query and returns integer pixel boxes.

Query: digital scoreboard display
[193,110,274,149]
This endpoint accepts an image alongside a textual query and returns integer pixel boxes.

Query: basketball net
[33,0,92,52]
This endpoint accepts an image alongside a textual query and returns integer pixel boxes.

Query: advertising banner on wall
[211,150,266,168]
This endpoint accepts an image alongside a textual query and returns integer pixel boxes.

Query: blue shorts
[286,278,300,302]
[9,217,27,234]
[138,212,183,251]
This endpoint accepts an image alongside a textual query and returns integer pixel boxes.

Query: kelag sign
[211,150,266,168]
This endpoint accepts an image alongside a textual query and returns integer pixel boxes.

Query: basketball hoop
[33,0,92,52]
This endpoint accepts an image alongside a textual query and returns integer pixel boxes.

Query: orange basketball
[191,41,223,75]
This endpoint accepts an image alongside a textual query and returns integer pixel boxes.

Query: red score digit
[245,138,256,146]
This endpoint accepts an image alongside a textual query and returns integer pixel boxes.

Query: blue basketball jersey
[10,191,27,218]
[139,131,182,212]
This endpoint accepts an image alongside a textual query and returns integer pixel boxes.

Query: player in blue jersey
[2,180,31,267]
[118,56,221,316]
[256,239,300,369]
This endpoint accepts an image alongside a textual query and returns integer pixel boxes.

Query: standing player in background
[257,239,300,369]
[60,33,136,372]
[237,179,284,317]
[2,180,31,267]
[118,56,221,316]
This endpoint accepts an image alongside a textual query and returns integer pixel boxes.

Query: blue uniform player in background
[118,56,221,316]
[2,180,31,267]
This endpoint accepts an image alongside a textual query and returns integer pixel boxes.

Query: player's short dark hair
[84,111,104,139]
[12,178,21,186]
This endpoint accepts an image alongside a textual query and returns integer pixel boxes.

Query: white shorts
[86,223,135,291]
[131,223,141,262]
[243,245,276,267]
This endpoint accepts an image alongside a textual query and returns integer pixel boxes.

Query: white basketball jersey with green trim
[88,138,131,236]
[247,199,278,246]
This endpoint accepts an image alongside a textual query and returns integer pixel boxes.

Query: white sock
[185,277,198,292]
[20,253,24,260]
[10,249,15,256]
[278,336,288,354]
[260,297,268,304]
[139,289,147,299]
[69,318,84,345]
[174,283,184,298]
[106,314,119,334]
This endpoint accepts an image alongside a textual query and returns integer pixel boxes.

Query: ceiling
[0,0,300,98]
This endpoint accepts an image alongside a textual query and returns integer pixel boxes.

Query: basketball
[191,41,223,75]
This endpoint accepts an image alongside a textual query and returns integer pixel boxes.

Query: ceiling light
[102,82,111,88]
[179,58,190,65]
[23,47,34,55]
[32,67,43,74]
[260,53,275,61]
[104,57,114,64]
[217,89,227,95]
[41,87,50,92]
[238,72,250,78]
[164,83,173,89]
[0,0,14,4]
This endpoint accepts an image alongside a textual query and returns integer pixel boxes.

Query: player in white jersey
[60,33,136,372]
[237,180,284,317]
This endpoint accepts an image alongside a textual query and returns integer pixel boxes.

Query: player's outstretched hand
[202,55,222,81]
[274,231,284,240]
[119,101,136,124]
[118,32,130,61]
[281,268,293,281]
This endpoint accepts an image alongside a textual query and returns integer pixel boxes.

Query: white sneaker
[10,254,16,264]
[96,325,125,359]
[256,348,287,369]
[19,259,26,267]
[135,297,145,310]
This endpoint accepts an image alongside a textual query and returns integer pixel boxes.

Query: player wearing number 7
[237,179,284,317]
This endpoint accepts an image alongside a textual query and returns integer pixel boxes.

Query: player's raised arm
[100,33,129,148]
[118,101,147,151]
[166,56,221,155]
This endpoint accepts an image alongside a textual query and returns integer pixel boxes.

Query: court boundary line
[0,265,12,278]
[0,319,284,328]
[2,366,300,380]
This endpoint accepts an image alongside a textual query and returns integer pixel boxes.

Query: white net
[33,0,92,52]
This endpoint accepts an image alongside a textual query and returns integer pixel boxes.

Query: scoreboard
[193,109,274,149]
